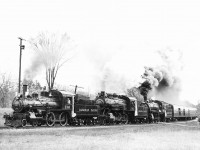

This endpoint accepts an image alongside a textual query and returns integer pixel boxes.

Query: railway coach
[173,104,197,120]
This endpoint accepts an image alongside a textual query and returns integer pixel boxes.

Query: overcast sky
[0,0,200,104]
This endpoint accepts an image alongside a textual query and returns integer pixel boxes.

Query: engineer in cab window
[67,98,71,104]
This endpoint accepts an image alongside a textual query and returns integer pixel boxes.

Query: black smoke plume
[139,49,183,103]
[139,81,152,101]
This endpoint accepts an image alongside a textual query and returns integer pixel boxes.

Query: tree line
[0,74,42,108]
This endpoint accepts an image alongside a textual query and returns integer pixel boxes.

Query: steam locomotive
[3,85,197,127]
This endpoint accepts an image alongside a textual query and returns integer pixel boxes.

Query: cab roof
[59,90,75,97]
[128,97,137,102]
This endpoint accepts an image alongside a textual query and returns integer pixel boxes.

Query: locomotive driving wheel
[59,112,68,126]
[46,112,55,127]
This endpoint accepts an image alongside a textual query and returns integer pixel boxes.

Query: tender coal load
[12,90,62,113]
[74,94,95,105]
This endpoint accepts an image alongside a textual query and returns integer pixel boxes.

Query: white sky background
[0,0,200,104]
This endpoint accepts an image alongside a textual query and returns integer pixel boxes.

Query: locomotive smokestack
[23,84,28,99]
[144,95,147,101]
[100,91,105,98]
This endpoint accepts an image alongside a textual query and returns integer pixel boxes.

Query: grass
[1,123,200,150]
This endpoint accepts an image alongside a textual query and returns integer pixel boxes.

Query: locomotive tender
[3,85,197,127]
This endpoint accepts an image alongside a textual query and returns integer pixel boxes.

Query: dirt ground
[1,122,200,150]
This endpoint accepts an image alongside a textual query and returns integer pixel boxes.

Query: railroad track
[159,119,200,128]
[1,119,199,130]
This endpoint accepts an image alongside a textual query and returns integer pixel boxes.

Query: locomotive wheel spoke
[21,119,27,127]
[59,112,68,126]
[123,114,128,124]
[32,121,37,127]
[37,121,42,126]
[92,119,97,125]
[13,123,20,128]
[46,112,55,127]
[100,118,106,125]
[86,118,92,125]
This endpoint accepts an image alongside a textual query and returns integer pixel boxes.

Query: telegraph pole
[70,85,84,94]
[18,37,25,93]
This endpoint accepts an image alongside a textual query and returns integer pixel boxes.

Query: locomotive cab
[59,90,76,117]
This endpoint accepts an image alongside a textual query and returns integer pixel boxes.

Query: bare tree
[29,32,75,91]
[0,73,15,107]
[23,79,42,94]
